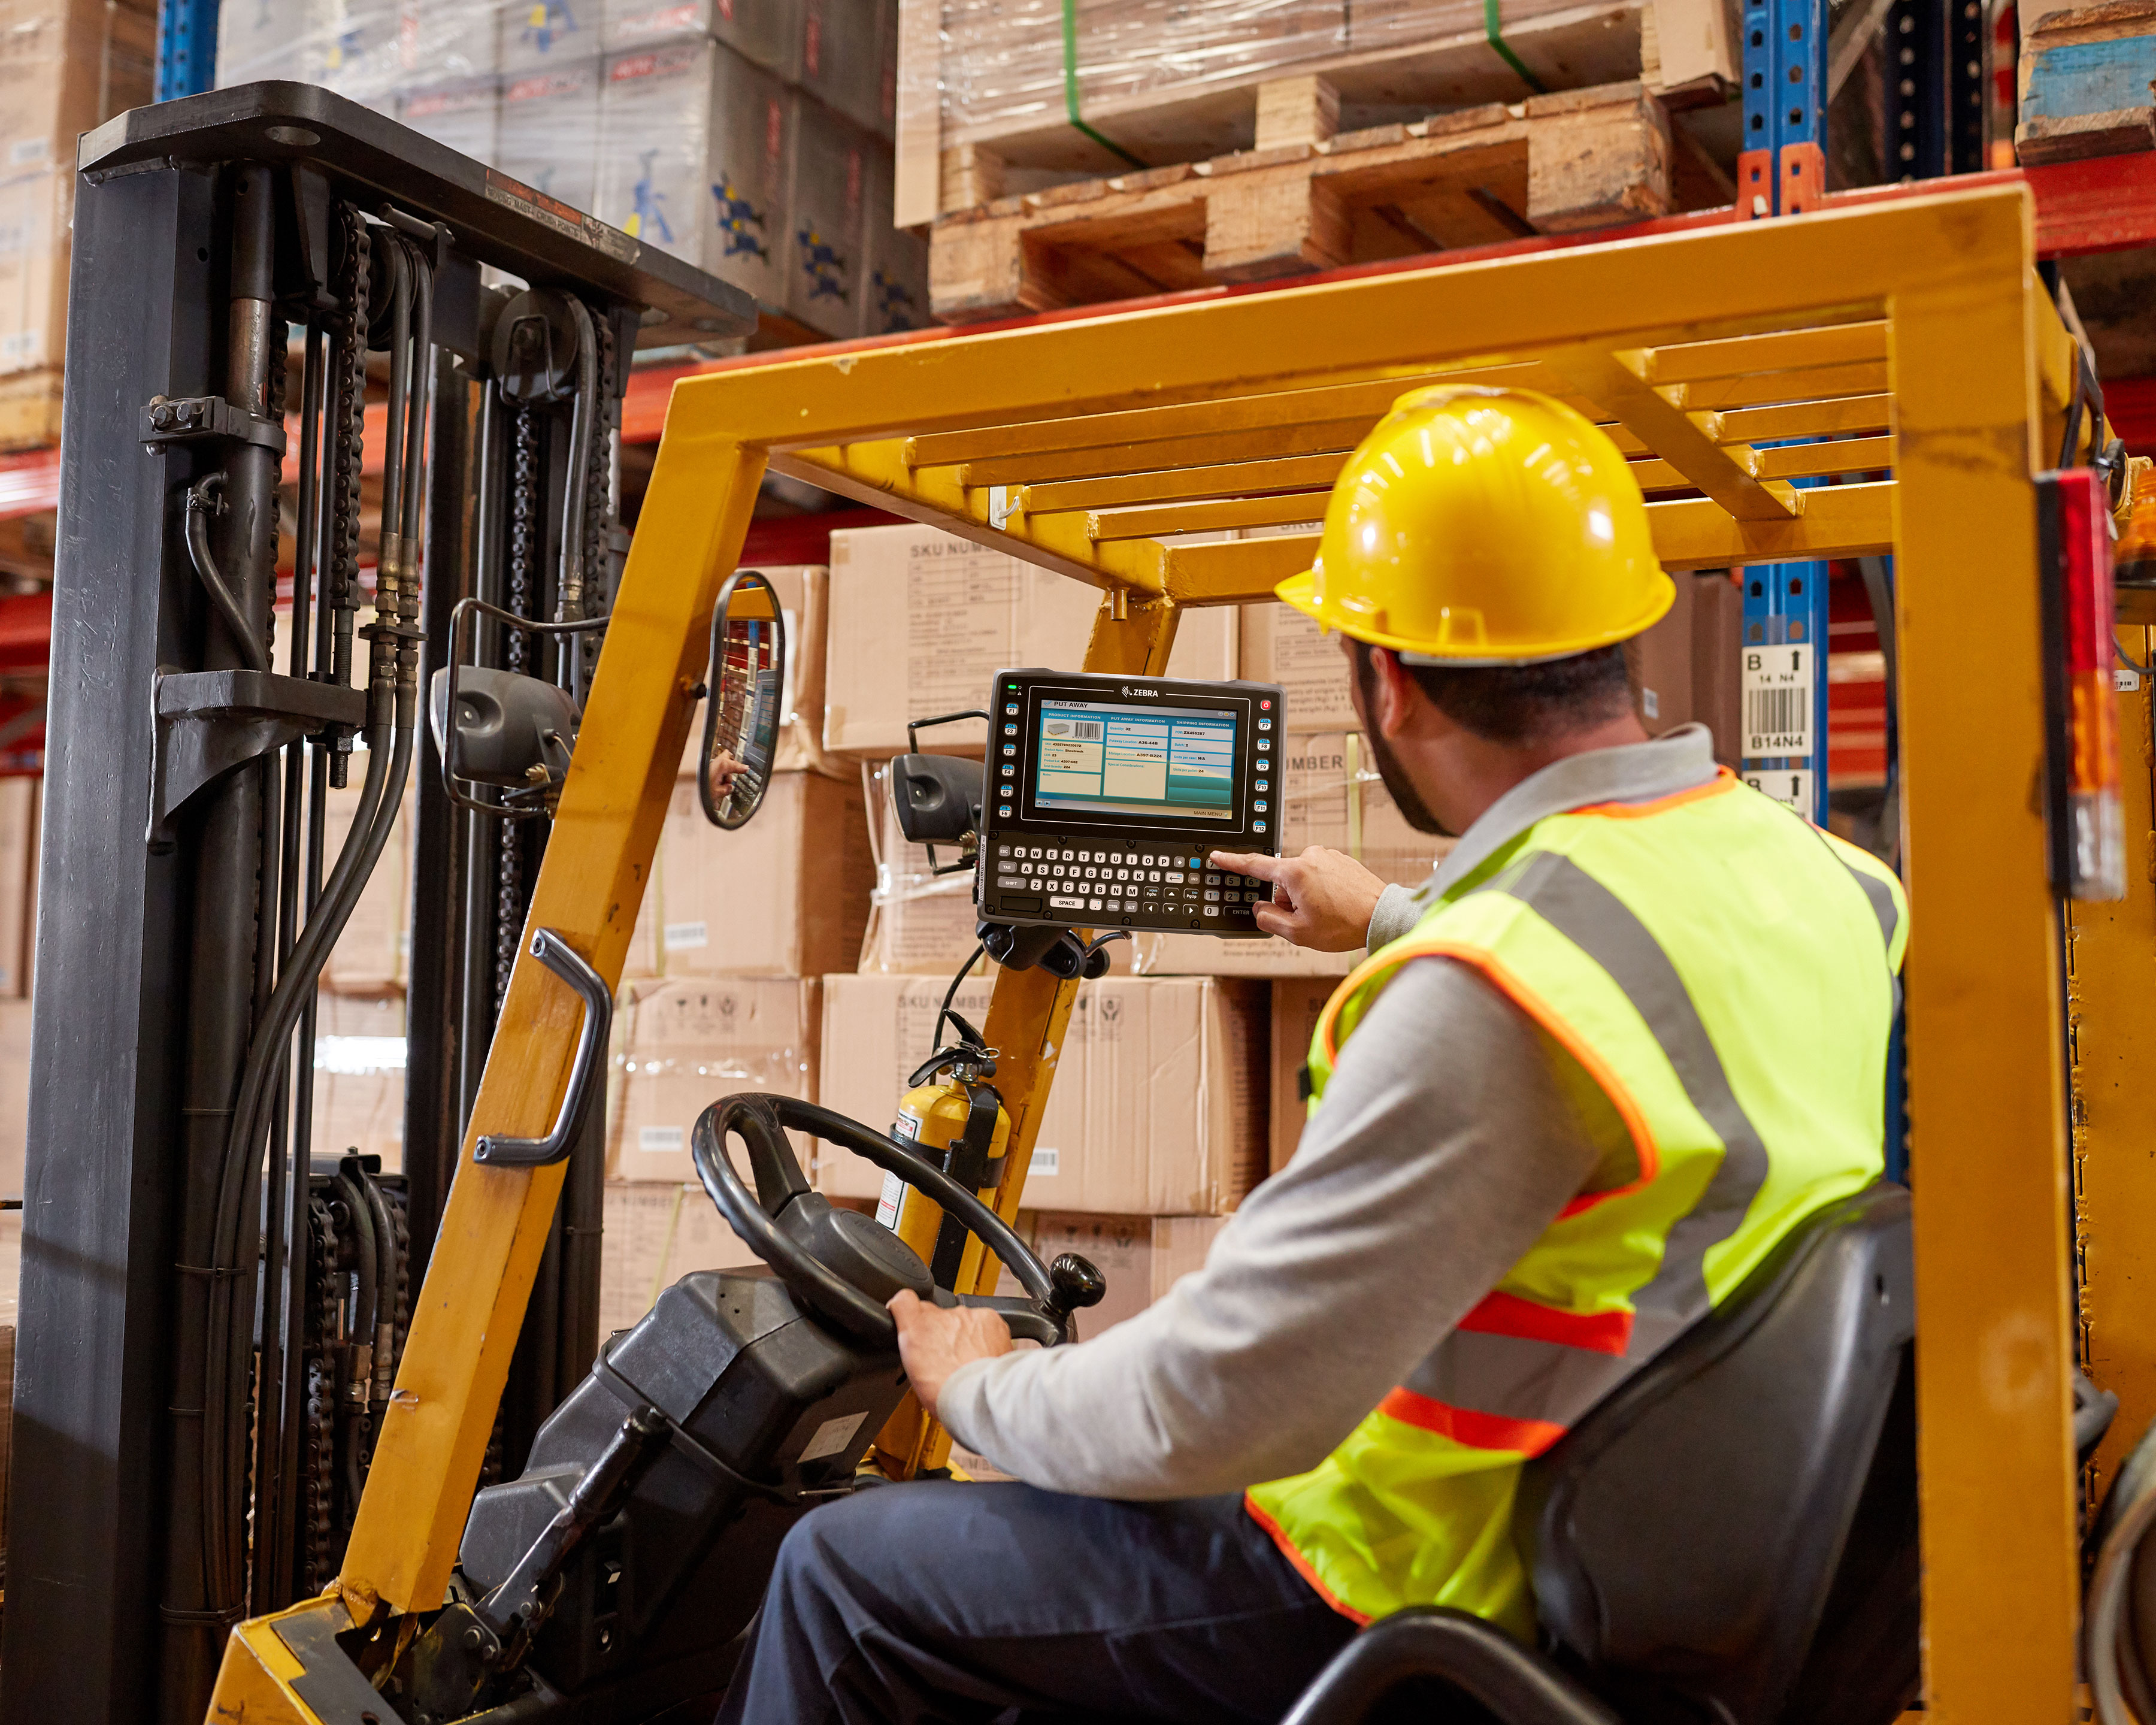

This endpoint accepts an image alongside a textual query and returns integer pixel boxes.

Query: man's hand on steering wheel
[888,1290,1014,1418]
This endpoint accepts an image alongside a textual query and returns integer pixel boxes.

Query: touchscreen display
[1032,698,1239,822]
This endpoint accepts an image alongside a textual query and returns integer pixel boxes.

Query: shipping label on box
[599,1180,765,1336]
[823,526,1237,755]
[595,37,791,307]
[499,56,602,211]
[608,976,818,1183]
[637,771,872,979]
[819,972,1266,1215]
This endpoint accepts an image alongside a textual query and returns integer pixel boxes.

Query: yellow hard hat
[1276,385,1673,664]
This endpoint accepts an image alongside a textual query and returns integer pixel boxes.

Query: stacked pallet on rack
[0,0,158,451]
[218,0,929,341]
[598,564,875,1333]
[895,0,1743,322]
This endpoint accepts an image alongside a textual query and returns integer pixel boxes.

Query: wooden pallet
[929,81,1680,322]
[895,0,1737,225]
[0,374,61,458]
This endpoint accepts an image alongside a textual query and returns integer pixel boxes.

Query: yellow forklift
[14,75,2156,1725]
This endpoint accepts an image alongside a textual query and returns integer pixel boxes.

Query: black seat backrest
[1518,1184,1915,1725]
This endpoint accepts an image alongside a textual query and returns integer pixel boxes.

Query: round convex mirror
[698,569,788,830]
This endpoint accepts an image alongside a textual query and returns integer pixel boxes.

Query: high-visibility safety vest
[1244,771,1907,1636]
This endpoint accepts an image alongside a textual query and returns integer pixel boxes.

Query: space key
[1050,895,1088,909]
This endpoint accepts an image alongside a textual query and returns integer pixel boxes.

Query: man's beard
[1362,722,1453,837]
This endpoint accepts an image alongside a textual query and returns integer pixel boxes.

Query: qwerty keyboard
[986,839,1272,931]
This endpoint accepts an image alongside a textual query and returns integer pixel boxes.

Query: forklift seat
[1282,1182,1916,1725]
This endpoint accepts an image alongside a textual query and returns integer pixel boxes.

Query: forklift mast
[0,85,751,1725]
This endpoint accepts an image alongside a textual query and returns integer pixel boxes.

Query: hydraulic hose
[336,1172,378,1513]
[184,475,270,676]
[203,222,434,1580]
[358,1166,399,1408]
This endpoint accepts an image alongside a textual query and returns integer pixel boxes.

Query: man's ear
[1367,646,1415,740]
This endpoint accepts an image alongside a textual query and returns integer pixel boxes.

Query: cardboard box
[501,0,596,74]
[859,759,989,976]
[310,991,407,1170]
[673,565,838,779]
[498,56,602,213]
[600,0,803,80]
[819,972,1267,1215]
[859,144,928,336]
[822,526,1238,756]
[0,0,155,172]
[784,91,869,336]
[0,998,29,1198]
[322,779,411,994]
[800,0,883,132]
[626,770,873,979]
[1011,1211,1227,1337]
[0,168,67,380]
[1239,603,1355,732]
[396,0,499,84]
[1268,975,1334,1174]
[594,38,792,308]
[1628,569,1742,766]
[0,778,35,999]
[599,1179,763,1336]
[397,74,501,164]
[607,976,818,1182]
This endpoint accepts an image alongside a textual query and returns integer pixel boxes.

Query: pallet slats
[929,82,1679,322]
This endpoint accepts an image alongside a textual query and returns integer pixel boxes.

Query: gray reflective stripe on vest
[1400,1327,1635,1433]
[1821,836,1901,952]
[1395,850,1777,1433]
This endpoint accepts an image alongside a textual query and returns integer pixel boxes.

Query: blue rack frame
[155,0,222,102]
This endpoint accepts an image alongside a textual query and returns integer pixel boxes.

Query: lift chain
[325,202,373,788]
[301,1193,340,1593]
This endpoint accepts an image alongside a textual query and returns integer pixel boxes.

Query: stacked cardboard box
[817,972,1267,1215]
[0,0,156,450]
[216,0,925,341]
[601,561,871,1327]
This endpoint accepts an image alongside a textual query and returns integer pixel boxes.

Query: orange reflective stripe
[1458,1290,1631,1356]
[1377,1386,1567,1458]
[1241,1493,1373,1626]
[1566,766,1739,821]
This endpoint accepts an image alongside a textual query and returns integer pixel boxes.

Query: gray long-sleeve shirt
[937,725,1719,1499]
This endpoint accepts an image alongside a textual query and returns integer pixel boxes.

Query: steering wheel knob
[1047,1252,1107,1314]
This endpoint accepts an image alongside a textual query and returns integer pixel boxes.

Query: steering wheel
[691,1094,1106,1350]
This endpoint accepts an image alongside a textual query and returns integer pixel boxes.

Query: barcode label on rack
[1743,769,1816,816]
[1742,644,1816,757]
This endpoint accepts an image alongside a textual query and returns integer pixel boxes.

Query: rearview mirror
[697,569,787,830]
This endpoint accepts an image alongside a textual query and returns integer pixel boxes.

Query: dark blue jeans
[714,1481,1358,1724]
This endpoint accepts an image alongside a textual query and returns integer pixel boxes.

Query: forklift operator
[717,387,1909,1724]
